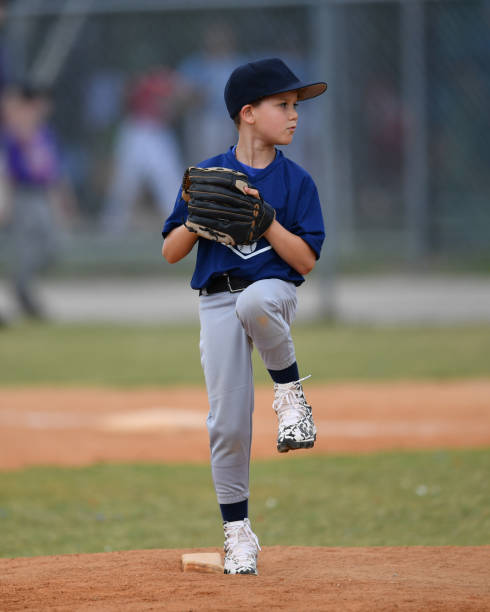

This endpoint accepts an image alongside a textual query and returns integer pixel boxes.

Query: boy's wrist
[263,218,278,239]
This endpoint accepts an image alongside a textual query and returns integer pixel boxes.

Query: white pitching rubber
[181,552,223,574]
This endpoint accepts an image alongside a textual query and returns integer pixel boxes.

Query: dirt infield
[1,546,489,611]
[1,380,490,469]
[1,380,489,610]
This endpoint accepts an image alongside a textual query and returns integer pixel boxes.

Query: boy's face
[1,92,38,138]
[250,90,299,145]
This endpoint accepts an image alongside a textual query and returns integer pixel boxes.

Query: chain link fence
[1,0,489,275]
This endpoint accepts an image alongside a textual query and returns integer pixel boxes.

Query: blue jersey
[162,147,325,290]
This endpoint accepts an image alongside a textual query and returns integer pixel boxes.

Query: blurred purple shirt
[3,126,60,186]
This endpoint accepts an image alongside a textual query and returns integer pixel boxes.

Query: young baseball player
[162,58,326,575]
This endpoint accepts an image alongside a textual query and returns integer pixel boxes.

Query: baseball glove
[181,166,275,246]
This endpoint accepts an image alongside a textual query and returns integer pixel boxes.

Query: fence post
[308,1,339,319]
[401,0,429,259]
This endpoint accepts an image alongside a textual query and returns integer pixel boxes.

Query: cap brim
[296,81,328,101]
[266,81,327,102]
[236,80,328,117]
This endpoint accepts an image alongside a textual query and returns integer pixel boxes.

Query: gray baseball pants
[10,187,59,298]
[199,278,298,504]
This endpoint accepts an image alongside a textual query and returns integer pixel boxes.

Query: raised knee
[235,285,272,325]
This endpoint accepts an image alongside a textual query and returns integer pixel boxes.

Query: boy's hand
[243,185,260,199]
[181,166,275,246]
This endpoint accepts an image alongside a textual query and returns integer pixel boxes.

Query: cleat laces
[224,519,261,572]
[273,375,312,427]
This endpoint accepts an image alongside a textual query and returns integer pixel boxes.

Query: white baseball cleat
[273,376,316,453]
[223,518,261,575]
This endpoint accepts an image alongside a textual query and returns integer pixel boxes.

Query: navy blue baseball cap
[224,57,327,119]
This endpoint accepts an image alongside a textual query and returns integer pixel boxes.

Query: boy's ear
[240,104,255,125]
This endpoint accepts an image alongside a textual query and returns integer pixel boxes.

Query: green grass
[0,449,488,558]
[1,323,488,559]
[1,322,490,386]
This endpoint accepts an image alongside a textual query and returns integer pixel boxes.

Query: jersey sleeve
[162,190,187,239]
[289,175,325,260]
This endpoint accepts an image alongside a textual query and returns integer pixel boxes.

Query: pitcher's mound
[1,546,489,611]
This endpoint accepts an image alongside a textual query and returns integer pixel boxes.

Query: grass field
[1,322,490,386]
[0,450,489,558]
[1,321,489,559]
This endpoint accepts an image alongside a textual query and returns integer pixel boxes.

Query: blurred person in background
[0,0,10,325]
[1,82,71,319]
[100,67,191,234]
[360,73,406,223]
[178,22,246,163]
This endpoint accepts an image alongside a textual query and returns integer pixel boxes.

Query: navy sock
[220,499,248,523]
[268,362,299,384]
